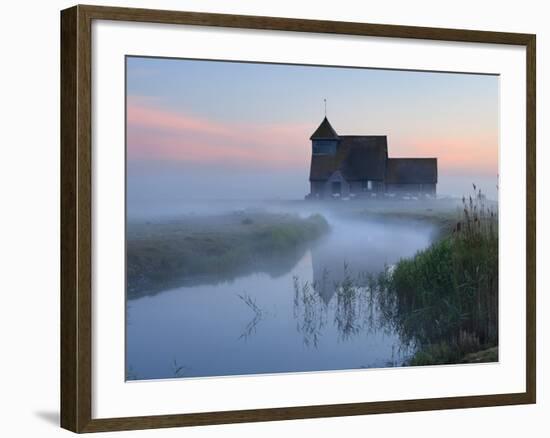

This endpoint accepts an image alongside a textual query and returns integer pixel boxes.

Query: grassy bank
[127,212,329,298]
[383,190,499,365]
[303,196,496,242]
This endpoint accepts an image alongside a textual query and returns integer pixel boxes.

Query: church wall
[325,172,350,198]
[348,180,385,195]
[386,183,436,195]
[310,181,436,198]
[310,181,324,196]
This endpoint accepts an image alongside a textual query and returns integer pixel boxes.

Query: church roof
[386,158,438,184]
[309,135,388,181]
[308,116,438,186]
[310,117,339,140]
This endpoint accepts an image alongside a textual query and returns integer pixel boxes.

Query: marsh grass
[172,359,188,378]
[238,292,266,341]
[292,276,328,347]
[292,264,401,349]
[127,213,329,298]
[386,186,498,365]
[292,187,498,366]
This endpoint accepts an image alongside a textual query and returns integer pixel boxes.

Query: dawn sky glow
[126,56,499,201]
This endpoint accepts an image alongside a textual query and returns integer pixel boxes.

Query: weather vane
[324,98,327,117]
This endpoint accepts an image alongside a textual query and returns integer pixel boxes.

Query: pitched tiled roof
[339,136,388,180]
[310,117,339,140]
[386,158,438,184]
[309,135,388,181]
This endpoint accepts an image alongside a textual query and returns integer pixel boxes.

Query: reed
[387,186,498,364]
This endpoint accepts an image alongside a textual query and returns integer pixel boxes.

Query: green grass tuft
[384,187,498,365]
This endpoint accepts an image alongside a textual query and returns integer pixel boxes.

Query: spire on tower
[310,114,339,140]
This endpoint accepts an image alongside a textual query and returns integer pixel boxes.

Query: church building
[307,117,437,199]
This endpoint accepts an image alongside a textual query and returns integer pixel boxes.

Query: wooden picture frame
[60,4,536,433]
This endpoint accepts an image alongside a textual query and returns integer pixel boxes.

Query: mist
[128,159,497,221]
[126,198,440,379]
[125,57,500,380]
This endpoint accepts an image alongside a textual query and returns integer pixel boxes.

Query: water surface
[126,216,434,380]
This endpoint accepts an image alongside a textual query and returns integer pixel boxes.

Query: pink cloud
[391,133,498,176]
[127,97,310,169]
[127,97,498,176]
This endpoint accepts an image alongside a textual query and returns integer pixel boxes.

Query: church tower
[310,117,339,155]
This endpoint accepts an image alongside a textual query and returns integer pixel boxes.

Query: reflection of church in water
[309,230,395,305]
[294,217,432,352]
[311,253,339,304]
[307,217,432,305]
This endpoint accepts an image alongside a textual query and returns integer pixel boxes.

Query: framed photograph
[60,4,536,433]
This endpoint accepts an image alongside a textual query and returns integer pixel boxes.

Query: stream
[126,215,434,380]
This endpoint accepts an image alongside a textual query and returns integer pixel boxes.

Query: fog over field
[127,162,497,221]
[126,191,447,379]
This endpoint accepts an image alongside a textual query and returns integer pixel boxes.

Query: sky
[126,56,499,203]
